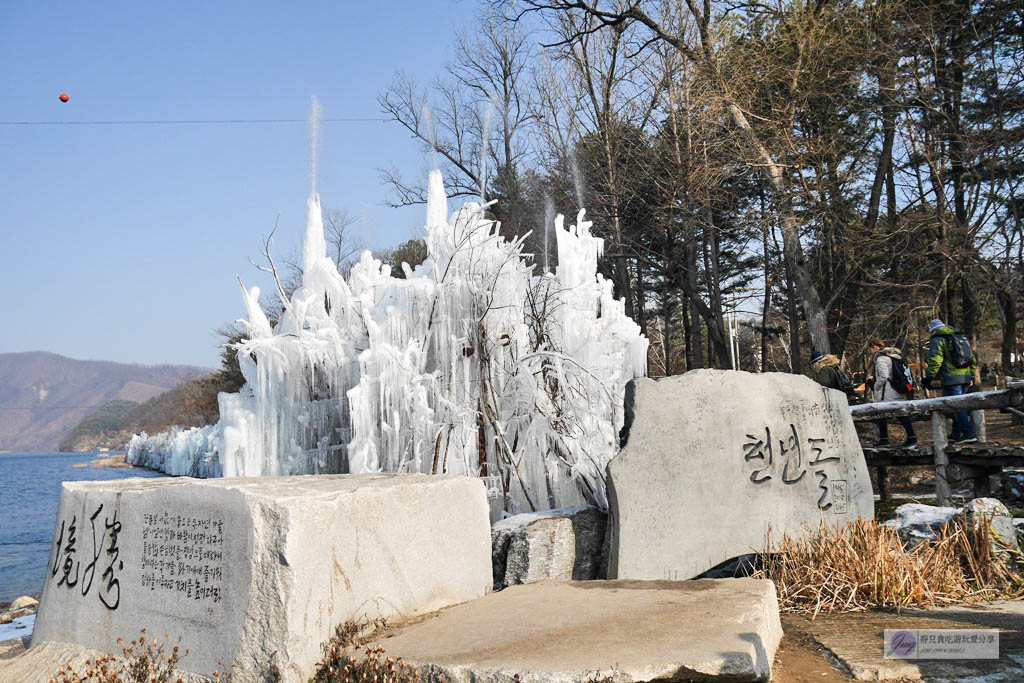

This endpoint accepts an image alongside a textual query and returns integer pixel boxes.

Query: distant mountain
[59,379,225,453]
[0,351,209,453]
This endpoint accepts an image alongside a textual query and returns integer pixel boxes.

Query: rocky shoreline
[69,452,135,469]
[0,595,39,659]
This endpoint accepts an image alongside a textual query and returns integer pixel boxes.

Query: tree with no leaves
[505,0,834,354]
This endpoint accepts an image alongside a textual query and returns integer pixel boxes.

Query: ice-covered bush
[130,171,647,515]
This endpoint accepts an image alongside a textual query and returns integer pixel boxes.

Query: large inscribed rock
[31,474,491,682]
[608,370,873,580]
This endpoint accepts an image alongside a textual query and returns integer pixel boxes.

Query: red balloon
[59,93,70,102]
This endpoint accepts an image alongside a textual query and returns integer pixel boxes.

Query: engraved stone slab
[607,370,874,580]
[31,474,492,682]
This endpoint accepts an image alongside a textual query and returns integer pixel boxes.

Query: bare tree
[323,207,364,276]
[536,9,664,317]
[509,0,834,353]
[378,10,538,212]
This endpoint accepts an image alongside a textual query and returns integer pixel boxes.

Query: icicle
[131,170,649,519]
[303,193,327,282]
[239,283,272,338]
[426,169,447,229]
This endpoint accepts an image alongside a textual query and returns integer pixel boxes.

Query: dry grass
[311,643,426,683]
[753,517,1024,616]
[310,619,423,683]
[49,629,187,683]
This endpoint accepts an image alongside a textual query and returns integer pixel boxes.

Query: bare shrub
[49,629,187,683]
[311,620,414,683]
[312,643,426,683]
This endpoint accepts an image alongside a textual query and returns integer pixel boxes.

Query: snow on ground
[0,613,34,643]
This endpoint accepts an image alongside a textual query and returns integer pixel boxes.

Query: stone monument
[31,474,492,681]
[607,370,874,580]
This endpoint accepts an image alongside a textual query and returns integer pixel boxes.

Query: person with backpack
[923,319,978,443]
[809,350,854,400]
[868,337,917,446]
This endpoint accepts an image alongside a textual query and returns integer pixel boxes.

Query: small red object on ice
[59,93,70,102]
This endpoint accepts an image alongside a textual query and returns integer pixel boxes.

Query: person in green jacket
[922,319,978,443]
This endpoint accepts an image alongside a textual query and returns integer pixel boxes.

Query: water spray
[310,95,323,197]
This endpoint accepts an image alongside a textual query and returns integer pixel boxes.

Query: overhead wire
[0,117,386,126]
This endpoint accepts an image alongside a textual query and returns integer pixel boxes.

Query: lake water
[0,453,166,603]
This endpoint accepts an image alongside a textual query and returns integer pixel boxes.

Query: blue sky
[0,1,472,368]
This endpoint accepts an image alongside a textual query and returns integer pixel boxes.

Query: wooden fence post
[971,409,986,442]
[876,465,889,502]
[973,468,993,498]
[931,410,952,506]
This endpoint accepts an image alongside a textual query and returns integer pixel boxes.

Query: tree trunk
[828,51,898,355]
[998,287,1018,375]
[759,183,772,371]
[613,253,633,319]
[725,103,831,354]
[681,293,691,373]
[686,236,704,368]
[635,256,647,340]
[761,244,771,371]
[664,289,674,376]
[960,276,980,342]
[702,210,730,367]
[784,250,802,374]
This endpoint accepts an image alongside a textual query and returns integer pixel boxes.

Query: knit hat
[810,350,824,364]
[929,319,945,333]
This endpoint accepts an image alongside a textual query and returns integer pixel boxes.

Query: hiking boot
[952,436,978,445]
[873,438,890,447]
[901,437,917,448]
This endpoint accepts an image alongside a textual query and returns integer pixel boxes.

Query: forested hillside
[58,379,215,452]
[58,337,247,452]
[0,352,208,453]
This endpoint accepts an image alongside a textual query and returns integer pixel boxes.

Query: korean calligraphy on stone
[742,423,845,512]
[49,503,124,610]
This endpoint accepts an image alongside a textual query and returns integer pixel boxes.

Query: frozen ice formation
[128,170,648,515]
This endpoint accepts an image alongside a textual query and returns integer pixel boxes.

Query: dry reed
[753,517,1024,615]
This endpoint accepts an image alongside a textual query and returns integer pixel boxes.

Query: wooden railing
[849,380,1024,505]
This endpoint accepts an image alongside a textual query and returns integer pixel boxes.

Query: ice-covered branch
[129,170,648,518]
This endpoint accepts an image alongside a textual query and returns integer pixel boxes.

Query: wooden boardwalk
[850,380,1024,504]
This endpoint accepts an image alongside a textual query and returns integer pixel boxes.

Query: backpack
[886,355,915,397]
[945,332,974,369]
[835,368,855,395]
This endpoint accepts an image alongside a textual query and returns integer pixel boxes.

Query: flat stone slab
[0,641,114,682]
[31,474,492,682]
[374,578,783,682]
[0,637,25,660]
[786,601,1024,681]
[609,371,874,580]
